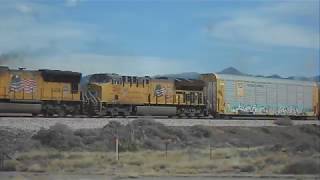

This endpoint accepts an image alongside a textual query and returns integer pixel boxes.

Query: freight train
[0,66,319,119]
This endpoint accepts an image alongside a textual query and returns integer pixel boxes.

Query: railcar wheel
[57,108,66,117]
[58,112,66,117]
[32,113,38,117]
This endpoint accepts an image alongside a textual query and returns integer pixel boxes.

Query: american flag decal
[154,85,166,97]
[10,75,37,93]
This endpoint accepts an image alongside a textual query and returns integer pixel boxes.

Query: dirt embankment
[0,119,320,175]
[1,119,319,153]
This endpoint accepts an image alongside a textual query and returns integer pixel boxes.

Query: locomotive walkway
[0,117,319,130]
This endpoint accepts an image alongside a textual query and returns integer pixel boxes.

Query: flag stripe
[10,79,37,93]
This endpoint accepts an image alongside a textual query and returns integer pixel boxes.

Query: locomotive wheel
[32,113,38,117]
[110,109,118,117]
[57,108,66,117]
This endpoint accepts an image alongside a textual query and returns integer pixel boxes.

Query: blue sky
[0,0,319,77]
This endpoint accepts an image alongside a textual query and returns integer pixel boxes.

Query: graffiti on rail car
[225,103,312,115]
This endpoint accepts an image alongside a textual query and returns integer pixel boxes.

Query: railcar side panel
[201,73,317,117]
[215,74,316,116]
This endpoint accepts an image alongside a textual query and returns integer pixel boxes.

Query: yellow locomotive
[83,74,207,117]
[0,66,81,116]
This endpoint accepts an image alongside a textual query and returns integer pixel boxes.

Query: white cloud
[65,0,82,7]
[15,53,185,76]
[0,2,97,54]
[15,4,33,14]
[206,2,320,49]
[208,16,319,49]
[260,1,318,18]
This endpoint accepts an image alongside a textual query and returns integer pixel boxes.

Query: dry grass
[6,147,318,176]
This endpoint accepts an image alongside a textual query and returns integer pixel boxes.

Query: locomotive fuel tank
[136,106,177,116]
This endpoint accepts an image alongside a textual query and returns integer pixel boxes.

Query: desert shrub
[32,123,83,150]
[27,163,45,172]
[240,165,255,172]
[48,152,65,159]
[280,132,294,140]
[143,139,162,150]
[72,160,95,169]
[190,125,212,138]
[274,117,293,126]
[2,160,18,171]
[67,154,83,160]
[131,119,160,127]
[281,159,320,174]
[260,127,271,134]
[264,157,283,165]
[293,142,313,152]
[119,142,139,152]
[74,128,100,136]
[152,163,167,171]
[162,128,188,141]
[103,121,122,129]
[144,126,173,140]
[269,144,283,152]
[299,125,320,137]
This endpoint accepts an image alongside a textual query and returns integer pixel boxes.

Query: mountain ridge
[155,67,319,82]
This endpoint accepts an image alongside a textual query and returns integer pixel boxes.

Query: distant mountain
[266,74,283,79]
[311,75,320,82]
[219,67,245,75]
[287,76,310,81]
[153,67,319,82]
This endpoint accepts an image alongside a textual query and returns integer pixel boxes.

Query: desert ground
[0,119,319,179]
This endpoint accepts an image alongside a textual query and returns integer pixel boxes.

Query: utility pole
[115,136,119,161]
[209,144,213,160]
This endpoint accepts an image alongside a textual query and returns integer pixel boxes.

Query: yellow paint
[40,81,80,101]
[0,70,9,99]
[90,78,205,106]
[0,69,80,102]
[216,79,225,113]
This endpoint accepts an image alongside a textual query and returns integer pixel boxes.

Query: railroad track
[0,117,319,131]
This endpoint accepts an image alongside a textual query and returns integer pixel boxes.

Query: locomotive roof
[88,73,151,83]
[175,78,205,91]
[213,73,317,86]
[0,66,9,71]
[39,69,81,83]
